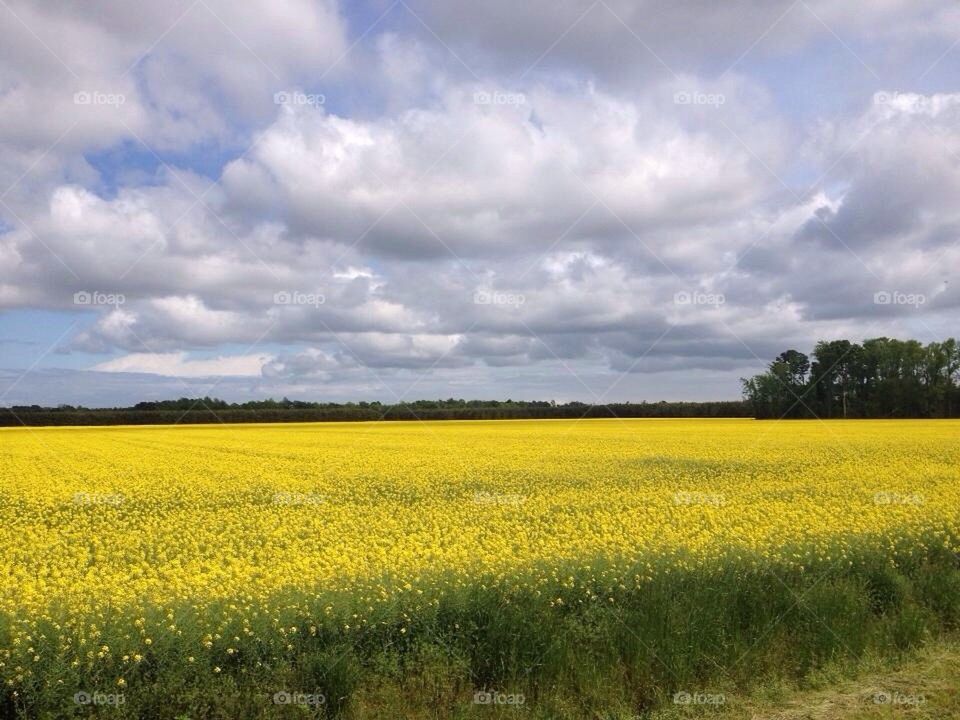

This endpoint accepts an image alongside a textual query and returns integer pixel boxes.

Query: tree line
[0,397,751,426]
[7,337,955,426]
[741,338,960,419]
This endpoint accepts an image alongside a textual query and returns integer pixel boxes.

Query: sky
[0,0,958,407]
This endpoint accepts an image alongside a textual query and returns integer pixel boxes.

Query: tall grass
[3,538,958,719]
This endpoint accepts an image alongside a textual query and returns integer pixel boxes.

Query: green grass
[3,541,959,719]
[646,638,960,720]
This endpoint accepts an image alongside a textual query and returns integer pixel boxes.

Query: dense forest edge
[741,337,960,419]
[3,337,958,426]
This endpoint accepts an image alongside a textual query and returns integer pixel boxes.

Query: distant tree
[775,350,810,386]
[811,340,859,418]
[743,337,959,419]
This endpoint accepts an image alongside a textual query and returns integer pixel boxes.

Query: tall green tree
[743,337,959,419]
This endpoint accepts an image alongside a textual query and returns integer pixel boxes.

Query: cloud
[94,351,271,378]
[399,0,951,83]
[7,86,960,384]
[0,0,348,211]
[2,3,959,404]
[221,79,770,261]
[762,93,960,322]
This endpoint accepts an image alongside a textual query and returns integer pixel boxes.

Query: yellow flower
[0,417,955,690]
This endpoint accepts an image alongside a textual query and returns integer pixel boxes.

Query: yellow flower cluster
[0,418,957,684]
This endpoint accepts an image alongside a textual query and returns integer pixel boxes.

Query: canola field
[1,419,959,718]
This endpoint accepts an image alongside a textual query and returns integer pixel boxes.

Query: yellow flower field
[2,419,959,612]
[1,418,958,717]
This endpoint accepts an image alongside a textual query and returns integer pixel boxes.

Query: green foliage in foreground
[2,542,958,719]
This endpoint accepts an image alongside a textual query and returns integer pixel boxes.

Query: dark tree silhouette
[742,337,960,418]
